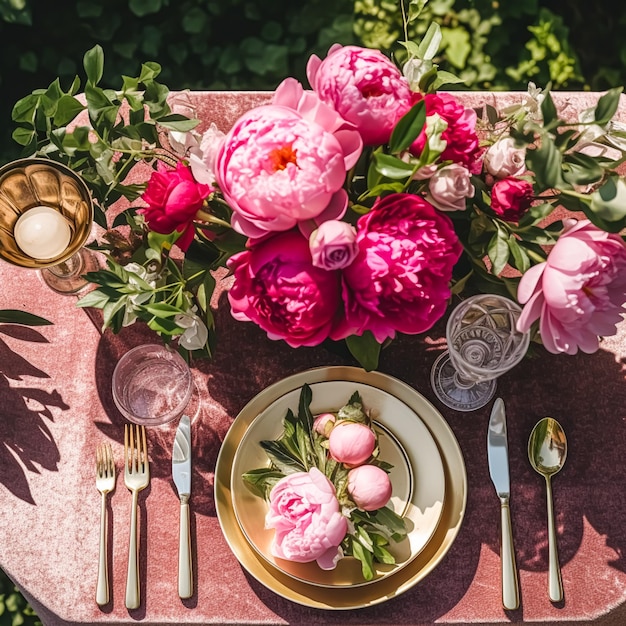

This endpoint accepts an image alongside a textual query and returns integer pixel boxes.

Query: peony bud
[328,421,376,466]
[313,412,336,437]
[347,464,392,511]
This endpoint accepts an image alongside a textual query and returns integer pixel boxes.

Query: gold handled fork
[124,424,150,610]
[95,442,116,606]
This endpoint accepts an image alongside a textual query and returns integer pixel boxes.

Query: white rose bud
[484,137,526,178]
[426,163,474,212]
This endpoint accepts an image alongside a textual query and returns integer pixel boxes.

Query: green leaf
[563,153,604,186]
[372,153,415,180]
[540,91,558,126]
[588,177,626,229]
[84,45,104,85]
[526,133,565,189]
[260,440,307,474]
[487,229,510,276]
[53,95,86,126]
[156,114,200,132]
[345,332,382,371]
[0,310,52,325]
[349,537,376,581]
[416,22,442,61]
[593,87,623,126]
[389,100,426,154]
[507,235,531,274]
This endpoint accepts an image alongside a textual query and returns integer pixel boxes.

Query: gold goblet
[0,157,98,294]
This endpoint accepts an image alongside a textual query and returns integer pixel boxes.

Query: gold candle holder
[0,157,96,293]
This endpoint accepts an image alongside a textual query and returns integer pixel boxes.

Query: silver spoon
[528,417,568,602]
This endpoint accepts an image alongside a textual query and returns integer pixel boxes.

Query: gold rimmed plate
[230,379,446,587]
[215,366,467,609]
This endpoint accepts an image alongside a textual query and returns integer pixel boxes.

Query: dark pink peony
[490,177,534,222]
[227,230,344,347]
[139,162,211,251]
[408,92,482,174]
[339,193,463,343]
[307,44,412,146]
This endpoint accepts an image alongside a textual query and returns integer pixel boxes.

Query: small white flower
[175,307,209,351]
[402,58,434,91]
[189,123,226,186]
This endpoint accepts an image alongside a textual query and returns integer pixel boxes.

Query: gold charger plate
[215,366,467,610]
[230,379,446,587]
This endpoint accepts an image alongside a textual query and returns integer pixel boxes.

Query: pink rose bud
[328,421,376,466]
[484,137,526,178]
[313,412,336,437]
[309,220,358,271]
[347,464,392,511]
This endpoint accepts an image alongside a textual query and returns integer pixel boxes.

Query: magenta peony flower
[227,230,344,347]
[339,193,463,343]
[491,177,534,222]
[215,80,362,239]
[265,467,348,570]
[309,219,358,270]
[517,219,626,355]
[328,421,376,466]
[139,162,211,251]
[347,464,393,512]
[426,163,475,212]
[408,92,482,174]
[307,44,412,145]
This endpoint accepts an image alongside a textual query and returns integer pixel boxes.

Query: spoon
[528,417,568,602]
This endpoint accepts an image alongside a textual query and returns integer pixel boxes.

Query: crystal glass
[430,294,530,412]
[0,157,98,294]
[112,344,193,426]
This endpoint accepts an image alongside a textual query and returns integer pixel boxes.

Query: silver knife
[487,398,520,610]
[172,414,192,599]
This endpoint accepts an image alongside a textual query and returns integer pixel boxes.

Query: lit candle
[14,206,72,260]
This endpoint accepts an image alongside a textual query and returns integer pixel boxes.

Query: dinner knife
[487,397,520,610]
[172,414,193,599]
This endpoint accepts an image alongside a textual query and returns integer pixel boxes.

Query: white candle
[14,205,72,260]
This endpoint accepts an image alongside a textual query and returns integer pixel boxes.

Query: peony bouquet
[10,4,626,369]
[241,384,407,580]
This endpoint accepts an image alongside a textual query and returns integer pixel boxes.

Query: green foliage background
[0,0,624,620]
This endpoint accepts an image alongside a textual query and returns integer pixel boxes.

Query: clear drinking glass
[430,294,530,412]
[112,344,193,426]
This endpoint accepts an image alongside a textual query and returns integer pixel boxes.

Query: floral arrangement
[10,2,626,369]
[242,384,407,580]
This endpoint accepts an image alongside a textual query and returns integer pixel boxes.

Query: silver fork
[124,424,150,610]
[95,442,115,606]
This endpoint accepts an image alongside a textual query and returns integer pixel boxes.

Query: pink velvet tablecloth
[1,92,626,626]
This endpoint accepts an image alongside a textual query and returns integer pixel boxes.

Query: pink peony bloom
[139,162,211,251]
[339,193,463,343]
[265,467,348,570]
[227,230,344,348]
[307,44,412,145]
[215,81,362,239]
[328,421,376,466]
[309,220,358,270]
[484,137,526,178]
[408,92,482,174]
[517,219,626,355]
[347,464,393,512]
[491,177,534,222]
[313,413,336,437]
[426,163,475,212]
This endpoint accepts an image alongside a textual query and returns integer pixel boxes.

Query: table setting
[1,8,626,626]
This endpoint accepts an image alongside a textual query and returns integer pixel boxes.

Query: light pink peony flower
[408,92,482,174]
[307,44,412,145]
[328,421,376,466]
[426,163,475,212]
[265,467,348,569]
[313,413,336,437]
[227,230,345,348]
[517,219,626,354]
[347,464,393,512]
[139,162,211,251]
[309,220,358,270]
[339,193,463,343]
[491,177,534,222]
[484,137,526,178]
[215,80,362,239]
